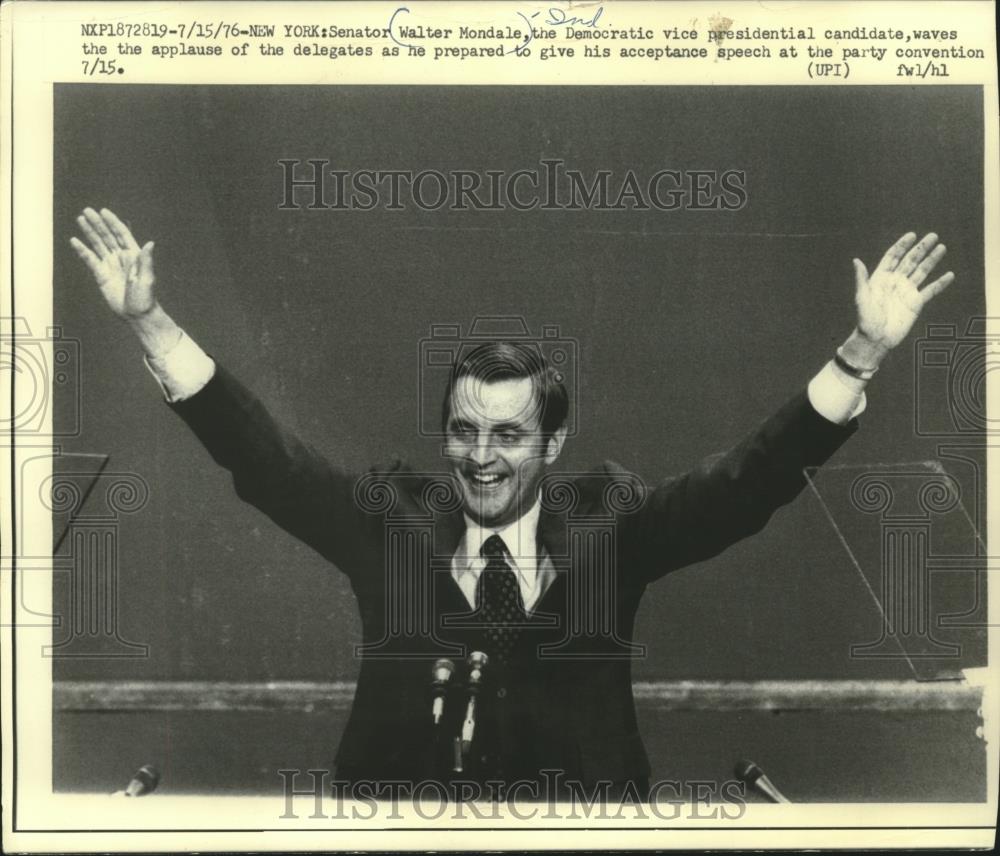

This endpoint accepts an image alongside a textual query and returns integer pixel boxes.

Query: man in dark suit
[71,207,954,800]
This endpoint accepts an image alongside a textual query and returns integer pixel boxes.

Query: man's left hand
[851,231,955,362]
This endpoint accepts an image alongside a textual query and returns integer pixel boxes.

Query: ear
[544,426,568,465]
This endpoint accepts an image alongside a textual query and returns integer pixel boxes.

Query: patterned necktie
[477,534,527,665]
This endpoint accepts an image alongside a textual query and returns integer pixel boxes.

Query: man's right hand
[71,207,157,318]
[70,207,181,358]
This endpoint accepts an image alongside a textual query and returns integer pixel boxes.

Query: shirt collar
[460,499,542,571]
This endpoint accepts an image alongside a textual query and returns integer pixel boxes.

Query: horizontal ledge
[53,679,983,713]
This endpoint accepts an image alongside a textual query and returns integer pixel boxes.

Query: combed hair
[441,341,569,438]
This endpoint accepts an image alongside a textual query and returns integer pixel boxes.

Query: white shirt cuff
[807,360,867,425]
[143,330,216,403]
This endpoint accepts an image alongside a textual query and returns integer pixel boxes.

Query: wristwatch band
[834,346,878,381]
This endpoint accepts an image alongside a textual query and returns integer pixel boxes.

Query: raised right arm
[70,207,182,360]
[70,207,373,573]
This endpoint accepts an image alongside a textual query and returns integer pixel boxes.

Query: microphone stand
[460,652,488,767]
[428,658,456,781]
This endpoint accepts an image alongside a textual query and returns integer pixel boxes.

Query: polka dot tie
[477,534,526,665]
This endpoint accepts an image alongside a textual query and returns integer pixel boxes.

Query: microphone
[460,651,488,755]
[734,759,789,803]
[121,764,161,797]
[430,658,455,724]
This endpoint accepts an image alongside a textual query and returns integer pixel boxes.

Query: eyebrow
[491,421,528,433]
[446,417,530,434]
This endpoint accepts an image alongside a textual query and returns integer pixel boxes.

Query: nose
[469,435,497,466]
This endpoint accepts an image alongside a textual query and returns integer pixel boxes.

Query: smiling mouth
[466,471,507,489]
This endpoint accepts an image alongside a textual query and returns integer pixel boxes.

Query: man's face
[445,374,566,529]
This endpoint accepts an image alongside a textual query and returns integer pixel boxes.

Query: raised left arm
[628,232,955,583]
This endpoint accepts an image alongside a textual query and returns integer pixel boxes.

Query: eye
[497,431,520,445]
[448,423,476,440]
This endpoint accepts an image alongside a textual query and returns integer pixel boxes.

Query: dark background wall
[53,85,985,685]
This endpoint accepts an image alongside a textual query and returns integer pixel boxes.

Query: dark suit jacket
[170,363,858,790]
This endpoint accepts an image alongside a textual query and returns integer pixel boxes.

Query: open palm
[854,232,954,352]
[70,208,156,319]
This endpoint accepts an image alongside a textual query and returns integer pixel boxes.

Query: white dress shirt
[451,501,555,612]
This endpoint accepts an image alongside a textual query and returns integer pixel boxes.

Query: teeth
[470,473,502,485]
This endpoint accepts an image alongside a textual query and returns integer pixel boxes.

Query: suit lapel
[434,507,464,566]
[536,505,568,568]
[533,505,571,616]
[432,507,471,618]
